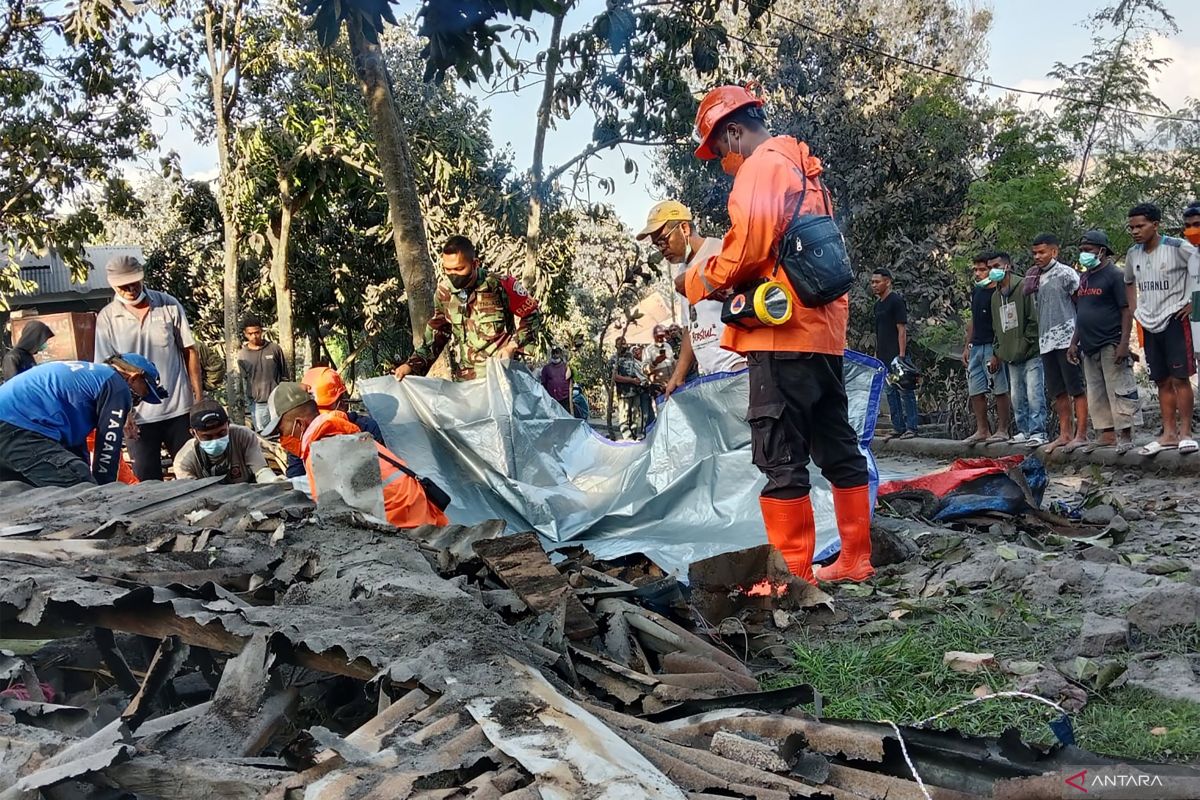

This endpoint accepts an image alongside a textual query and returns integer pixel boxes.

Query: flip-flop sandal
[1180,439,1199,455]
[1116,442,1135,455]
[1138,441,1177,457]
[1061,441,1087,454]
[961,434,987,445]
[1080,443,1100,454]
[984,434,1008,444]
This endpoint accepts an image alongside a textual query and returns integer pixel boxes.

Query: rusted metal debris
[0,478,1149,798]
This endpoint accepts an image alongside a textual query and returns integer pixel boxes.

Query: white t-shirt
[675,238,747,375]
[1123,236,1198,334]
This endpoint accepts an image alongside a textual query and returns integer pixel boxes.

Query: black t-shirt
[971,286,996,345]
[874,292,907,366]
[1075,263,1127,354]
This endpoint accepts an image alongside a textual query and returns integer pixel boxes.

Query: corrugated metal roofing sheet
[14,246,141,297]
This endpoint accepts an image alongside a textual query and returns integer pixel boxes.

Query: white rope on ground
[879,719,934,800]
[914,691,1072,727]
[878,691,1075,800]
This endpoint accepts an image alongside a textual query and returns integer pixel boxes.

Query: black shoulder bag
[377,452,453,513]
[772,169,854,307]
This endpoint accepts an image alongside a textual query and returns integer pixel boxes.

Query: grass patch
[767,599,1200,762]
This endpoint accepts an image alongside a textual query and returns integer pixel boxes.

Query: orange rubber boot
[758,495,817,585]
[813,485,875,583]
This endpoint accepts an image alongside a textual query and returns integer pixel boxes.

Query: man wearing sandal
[1125,203,1199,457]
[961,254,1013,445]
[1069,230,1138,454]
[1026,234,1089,454]
[988,252,1048,447]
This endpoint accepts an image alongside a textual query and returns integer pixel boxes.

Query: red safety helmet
[693,83,764,160]
[301,366,348,409]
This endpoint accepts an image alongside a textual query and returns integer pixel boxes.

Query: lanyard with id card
[1000,300,1018,333]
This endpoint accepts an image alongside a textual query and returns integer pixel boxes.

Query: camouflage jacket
[406,268,543,381]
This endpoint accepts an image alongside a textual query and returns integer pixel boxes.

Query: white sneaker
[1009,433,1028,444]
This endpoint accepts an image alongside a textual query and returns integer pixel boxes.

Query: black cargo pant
[0,421,95,487]
[127,413,192,481]
[747,351,868,500]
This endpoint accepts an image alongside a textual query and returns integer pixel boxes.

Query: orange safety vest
[684,135,848,356]
[300,411,449,528]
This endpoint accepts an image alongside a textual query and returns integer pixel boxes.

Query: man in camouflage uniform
[394,236,543,382]
[610,337,646,440]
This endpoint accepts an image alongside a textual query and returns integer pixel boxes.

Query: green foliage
[0,0,181,302]
[230,6,556,370]
[416,0,564,83]
[659,0,989,351]
[964,110,1075,267]
[546,211,657,388]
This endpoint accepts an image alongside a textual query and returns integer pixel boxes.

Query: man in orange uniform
[262,382,449,528]
[684,85,872,584]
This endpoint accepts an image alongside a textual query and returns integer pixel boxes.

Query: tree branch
[542,137,675,187]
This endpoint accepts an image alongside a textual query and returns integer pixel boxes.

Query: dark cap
[189,399,229,431]
[1080,229,1112,250]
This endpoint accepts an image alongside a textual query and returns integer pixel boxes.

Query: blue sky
[165,1,1198,231]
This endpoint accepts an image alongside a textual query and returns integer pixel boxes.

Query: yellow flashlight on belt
[721,280,794,329]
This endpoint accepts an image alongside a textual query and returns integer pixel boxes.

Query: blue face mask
[988,268,1006,283]
[198,435,230,457]
[1079,252,1100,270]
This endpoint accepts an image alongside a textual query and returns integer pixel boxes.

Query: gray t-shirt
[94,290,195,424]
[1123,236,1198,334]
[1035,260,1080,354]
[173,424,268,483]
[238,342,287,403]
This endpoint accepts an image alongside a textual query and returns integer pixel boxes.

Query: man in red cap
[684,85,872,584]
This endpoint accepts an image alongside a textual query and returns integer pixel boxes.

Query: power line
[757,9,1199,125]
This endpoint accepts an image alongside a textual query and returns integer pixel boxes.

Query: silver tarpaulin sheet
[361,353,883,576]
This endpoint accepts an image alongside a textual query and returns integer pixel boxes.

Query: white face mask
[116,291,146,306]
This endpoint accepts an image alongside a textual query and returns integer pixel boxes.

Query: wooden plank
[102,754,284,800]
[121,635,190,730]
[473,533,597,641]
[81,605,380,682]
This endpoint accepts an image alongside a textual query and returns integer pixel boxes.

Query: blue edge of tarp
[931,458,1048,521]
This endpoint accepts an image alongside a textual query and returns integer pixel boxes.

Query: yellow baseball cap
[635,200,693,240]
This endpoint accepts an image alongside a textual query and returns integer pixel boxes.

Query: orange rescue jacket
[300,411,449,529]
[684,135,848,356]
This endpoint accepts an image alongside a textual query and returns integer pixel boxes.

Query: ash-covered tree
[0,0,181,303]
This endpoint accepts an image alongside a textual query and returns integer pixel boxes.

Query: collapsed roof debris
[0,478,1180,798]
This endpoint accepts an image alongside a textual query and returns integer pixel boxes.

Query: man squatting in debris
[683,85,873,584]
[262,381,449,528]
[394,235,543,383]
[281,366,386,480]
[0,354,168,487]
[173,398,282,484]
